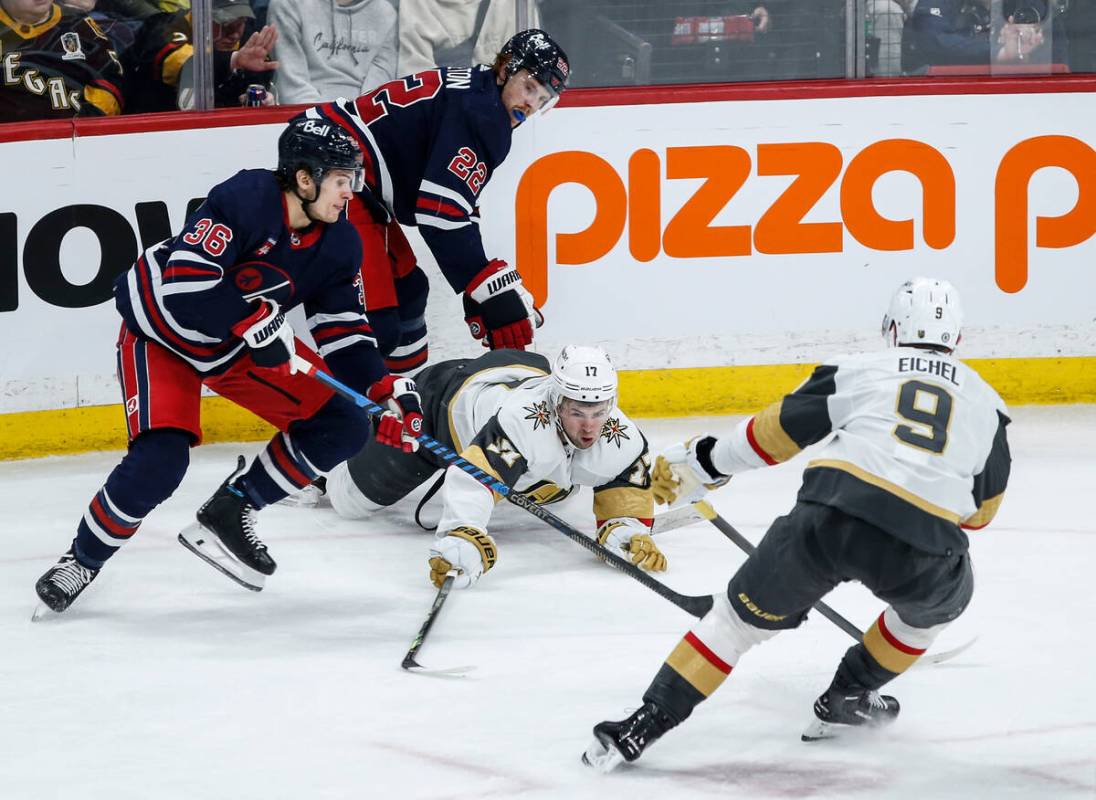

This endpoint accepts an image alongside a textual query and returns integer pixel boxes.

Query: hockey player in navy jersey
[298,28,570,374]
[34,118,424,613]
[582,278,1013,771]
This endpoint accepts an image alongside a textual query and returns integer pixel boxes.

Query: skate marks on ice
[633,759,891,798]
[369,740,550,799]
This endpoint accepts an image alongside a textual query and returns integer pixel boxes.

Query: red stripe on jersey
[684,632,733,674]
[384,350,429,372]
[270,436,311,487]
[745,417,778,465]
[90,496,137,537]
[876,613,926,656]
[416,196,467,219]
[91,78,123,102]
[313,323,370,341]
[135,257,224,359]
[162,266,220,280]
[152,41,183,74]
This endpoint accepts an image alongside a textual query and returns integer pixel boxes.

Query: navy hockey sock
[73,429,191,569]
[235,431,319,508]
[237,398,370,507]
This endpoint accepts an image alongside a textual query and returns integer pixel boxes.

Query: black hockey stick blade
[401,573,474,677]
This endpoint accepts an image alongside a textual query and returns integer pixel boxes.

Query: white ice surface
[1,407,1094,799]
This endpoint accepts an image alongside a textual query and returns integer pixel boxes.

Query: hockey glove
[429,526,497,589]
[652,435,731,506]
[232,298,297,374]
[597,519,667,572]
[367,374,424,453]
[463,259,540,350]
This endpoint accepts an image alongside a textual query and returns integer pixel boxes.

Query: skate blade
[178,524,266,592]
[30,602,56,622]
[801,717,840,742]
[581,737,626,773]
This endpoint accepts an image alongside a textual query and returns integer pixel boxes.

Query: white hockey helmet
[882,277,963,350]
[551,345,617,406]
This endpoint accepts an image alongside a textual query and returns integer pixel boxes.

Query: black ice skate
[178,456,275,591]
[34,548,100,614]
[582,702,676,772]
[801,685,901,741]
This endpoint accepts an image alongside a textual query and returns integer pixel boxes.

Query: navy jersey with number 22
[305,65,513,293]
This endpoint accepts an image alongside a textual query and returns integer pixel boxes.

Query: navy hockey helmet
[276,117,364,193]
[499,29,570,102]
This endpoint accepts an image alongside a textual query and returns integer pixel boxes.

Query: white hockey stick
[650,504,707,536]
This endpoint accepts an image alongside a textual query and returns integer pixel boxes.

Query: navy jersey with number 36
[113,169,385,395]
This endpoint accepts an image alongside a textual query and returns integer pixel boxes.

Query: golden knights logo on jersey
[523,400,552,431]
[600,417,631,448]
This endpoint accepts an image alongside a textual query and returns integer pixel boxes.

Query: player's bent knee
[117,429,191,506]
[327,462,388,519]
[862,606,952,674]
[693,592,779,666]
[293,398,372,470]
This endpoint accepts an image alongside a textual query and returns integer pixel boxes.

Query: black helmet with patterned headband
[499,29,570,97]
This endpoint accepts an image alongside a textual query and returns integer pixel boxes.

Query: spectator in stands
[867,0,912,76]
[903,0,1067,72]
[268,0,397,105]
[1062,0,1096,73]
[59,0,143,54]
[124,0,279,112]
[251,0,268,27]
[0,0,125,121]
[397,0,537,74]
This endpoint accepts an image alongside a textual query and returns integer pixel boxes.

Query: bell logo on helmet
[301,120,331,137]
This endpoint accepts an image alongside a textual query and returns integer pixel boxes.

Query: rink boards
[1,78,1094,458]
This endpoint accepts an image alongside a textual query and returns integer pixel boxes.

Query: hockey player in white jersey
[583,278,1012,772]
[326,345,664,588]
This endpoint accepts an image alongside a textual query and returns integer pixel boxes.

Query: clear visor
[517,72,561,119]
[323,166,365,193]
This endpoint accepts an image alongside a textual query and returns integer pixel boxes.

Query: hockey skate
[178,457,276,592]
[801,685,900,741]
[34,548,100,615]
[582,702,676,773]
